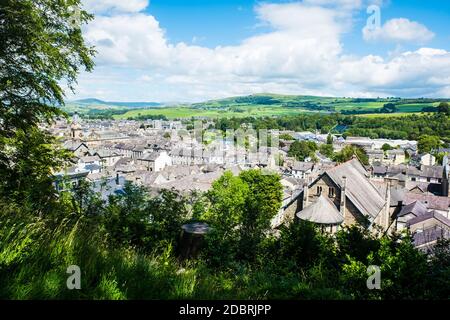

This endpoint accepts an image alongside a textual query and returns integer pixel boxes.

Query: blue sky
[146,0,450,53]
[74,0,450,102]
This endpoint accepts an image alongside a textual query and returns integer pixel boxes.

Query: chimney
[384,179,392,232]
[302,179,309,209]
[340,176,347,222]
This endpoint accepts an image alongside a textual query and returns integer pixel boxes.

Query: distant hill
[64,93,447,120]
[71,98,162,108]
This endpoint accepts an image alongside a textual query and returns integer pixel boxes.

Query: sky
[70,0,450,102]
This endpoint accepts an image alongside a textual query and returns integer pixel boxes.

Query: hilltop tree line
[214,112,450,145]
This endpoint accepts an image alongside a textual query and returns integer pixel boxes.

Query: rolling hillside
[63,94,447,120]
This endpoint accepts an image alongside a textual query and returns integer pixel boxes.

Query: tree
[278,220,336,270]
[279,133,295,140]
[0,127,72,214]
[381,143,393,152]
[326,134,333,145]
[238,170,282,261]
[0,0,95,210]
[288,140,318,161]
[418,135,442,154]
[380,103,398,113]
[0,0,95,131]
[203,170,282,265]
[319,143,334,158]
[334,145,369,165]
[437,102,450,115]
[426,238,450,299]
[202,172,249,266]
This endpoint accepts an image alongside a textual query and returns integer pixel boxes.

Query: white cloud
[73,2,450,101]
[82,0,149,14]
[363,18,435,44]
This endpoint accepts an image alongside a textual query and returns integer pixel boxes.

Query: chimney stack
[340,176,347,222]
[302,179,309,209]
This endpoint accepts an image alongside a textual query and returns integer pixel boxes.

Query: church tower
[70,112,83,140]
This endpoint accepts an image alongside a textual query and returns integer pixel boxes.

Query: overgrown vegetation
[1,0,449,301]
[1,175,449,300]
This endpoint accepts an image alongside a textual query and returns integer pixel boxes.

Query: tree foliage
[288,140,318,161]
[333,145,369,165]
[203,170,282,266]
[0,0,95,211]
[0,0,95,131]
[418,135,442,154]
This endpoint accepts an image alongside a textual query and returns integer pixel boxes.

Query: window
[317,186,322,195]
[427,177,431,182]
[329,187,335,197]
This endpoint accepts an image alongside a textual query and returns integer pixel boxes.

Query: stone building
[281,157,391,233]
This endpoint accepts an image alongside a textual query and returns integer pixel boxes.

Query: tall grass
[0,213,344,300]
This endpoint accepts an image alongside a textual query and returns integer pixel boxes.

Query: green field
[112,105,319,120]
[64,94,448,120]
[355,112,431,118]
[333,101,386,111]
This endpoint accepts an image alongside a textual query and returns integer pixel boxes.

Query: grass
[333,102,385,111]
[355,112,432,118]
[0,216,346,300]
[113,106,319,120]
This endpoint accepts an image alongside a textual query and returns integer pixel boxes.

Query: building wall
[306,175,371,229]
[74,145,89,157]
[307,175,340,208]
[282,196,302,225]
[154,152,172,172]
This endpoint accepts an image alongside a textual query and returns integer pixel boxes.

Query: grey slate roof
[420,165,443,179]
[292,161,314,172]
[407,210,450,227]
[372,165,387,175]
[412,226,450,248]
[398,200,429,217]
[404,193,450,212]
[140,151,160,161]
[325,158,385,219]
[296,195,344,224]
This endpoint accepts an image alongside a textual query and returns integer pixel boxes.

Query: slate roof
[404,193,450,212]
[387,149,404,155]
[292,161,314,172]
[420,165,443,179]
[398,200,429,217]
[63,141,88,152]
[296,195,344,224]
[140,152,161,161]
[412,226,450,248]
[406,210,450,228]
[372,165,387,175]
[325,158,386,219]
